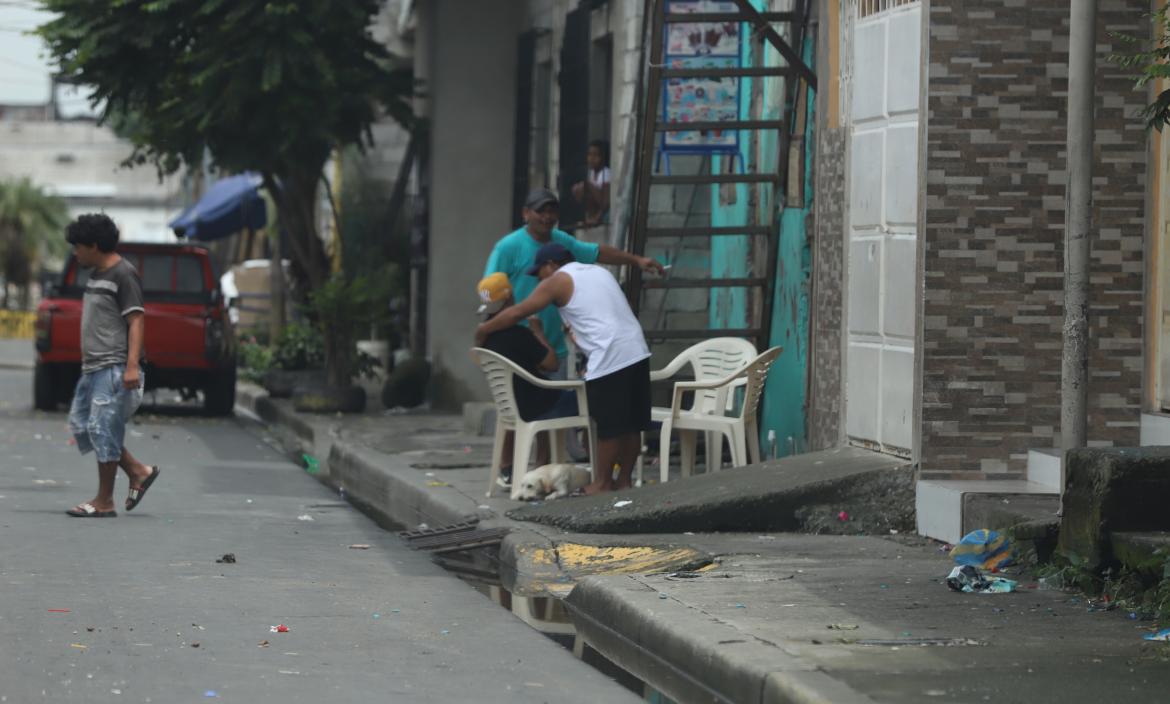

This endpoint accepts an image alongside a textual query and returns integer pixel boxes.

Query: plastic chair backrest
[472,347,522,425]
[737,347,782,420]
[684,337,757,414]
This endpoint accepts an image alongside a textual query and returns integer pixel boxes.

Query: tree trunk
[263,170,330,292]
[262,167,345,387]
[324,325,352,389]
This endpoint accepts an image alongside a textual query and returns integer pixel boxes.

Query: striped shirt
[81,258,145,373]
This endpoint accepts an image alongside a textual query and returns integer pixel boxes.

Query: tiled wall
[920,0,1148,476]
[809,126,846,451]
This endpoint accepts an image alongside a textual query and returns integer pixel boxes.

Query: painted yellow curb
[0,310,35,339]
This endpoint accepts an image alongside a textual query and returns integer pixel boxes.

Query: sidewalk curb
[566,575,877,704]
[328,441,485,530]
[236,383,485,531]
[234,382,879,704]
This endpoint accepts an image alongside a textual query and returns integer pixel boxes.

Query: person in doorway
[64,214,160,518]
[476,243,653,495]
[571,140,611,227]
[475,272,578,490]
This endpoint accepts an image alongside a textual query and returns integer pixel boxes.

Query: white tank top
[556,262,650,380]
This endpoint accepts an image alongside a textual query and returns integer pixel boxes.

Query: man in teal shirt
[484,188,664,376]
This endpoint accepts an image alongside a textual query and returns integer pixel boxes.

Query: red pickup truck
[33,242,237,415]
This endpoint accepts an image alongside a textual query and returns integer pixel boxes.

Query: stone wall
[809,126,846,451]
[920,0,1147,476]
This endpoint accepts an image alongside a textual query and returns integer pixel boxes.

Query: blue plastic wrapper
[950,529,1015,571]
[1143,628,1170,642]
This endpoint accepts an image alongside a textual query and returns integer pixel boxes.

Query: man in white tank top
[475,243,654,495]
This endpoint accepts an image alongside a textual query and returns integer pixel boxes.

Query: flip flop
[125,466,160,512]
[67,502,117,518]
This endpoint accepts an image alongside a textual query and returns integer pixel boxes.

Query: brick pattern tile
[921,0,1148,474]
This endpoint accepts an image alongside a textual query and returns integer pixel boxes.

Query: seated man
[476,244,653,495]
[475,272,577,489]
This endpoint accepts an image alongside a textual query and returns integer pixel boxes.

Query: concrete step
[509,446,910,534]
[1111,531,1170,573]
[1141,412,1170,446]
[916,479,1058,544]
[1027,448,1062,492]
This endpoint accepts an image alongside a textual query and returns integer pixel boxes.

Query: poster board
[661,0,743,155]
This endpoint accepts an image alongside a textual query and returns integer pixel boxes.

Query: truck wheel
[33,363,56,411]
[203,363,237,416]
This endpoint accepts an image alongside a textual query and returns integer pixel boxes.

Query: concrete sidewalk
[237,383,1170,704]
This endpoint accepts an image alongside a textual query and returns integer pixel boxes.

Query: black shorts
[585,358,652,440]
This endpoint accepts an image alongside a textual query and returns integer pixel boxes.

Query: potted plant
[293,269,395,413]
[261,321,326,398]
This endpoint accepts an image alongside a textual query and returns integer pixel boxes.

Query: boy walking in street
[65,214,159,517]
[476,243,653,495]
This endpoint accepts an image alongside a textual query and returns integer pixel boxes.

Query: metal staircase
[625,0,816,353]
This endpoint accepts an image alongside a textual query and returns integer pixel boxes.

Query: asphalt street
[0,367,635,703]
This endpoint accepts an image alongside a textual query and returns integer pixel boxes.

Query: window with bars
[856,0,919,20]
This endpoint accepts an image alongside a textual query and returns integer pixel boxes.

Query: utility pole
[1061,0,1096,461]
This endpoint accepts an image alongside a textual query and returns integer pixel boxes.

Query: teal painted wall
[705,5,813,460]
[758,36,814,459]
[707,9,759,331]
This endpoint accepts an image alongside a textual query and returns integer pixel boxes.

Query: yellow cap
[476,272,512,315]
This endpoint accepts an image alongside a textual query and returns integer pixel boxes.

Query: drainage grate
[399,519,511,554]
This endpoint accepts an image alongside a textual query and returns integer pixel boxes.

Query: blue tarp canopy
[170,172,266,241]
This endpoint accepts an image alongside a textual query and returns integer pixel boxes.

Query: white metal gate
[844,0,920,456]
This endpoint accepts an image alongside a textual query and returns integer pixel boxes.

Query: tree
[37,0,414,292]
[0,178,69,309]
[1111,9,1170,129]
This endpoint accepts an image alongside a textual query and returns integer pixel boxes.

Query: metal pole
[1061,0,1096,458]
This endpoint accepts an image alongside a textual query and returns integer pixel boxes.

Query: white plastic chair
[643,337,758,481]
[472,347,598,499]
[657,346,782,483]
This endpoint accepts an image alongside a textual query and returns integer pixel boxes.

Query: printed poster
[662,0,742,151]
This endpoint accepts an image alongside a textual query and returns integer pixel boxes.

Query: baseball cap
[525,242,575,276]
[476,272,512,315]
[523,188,559,211]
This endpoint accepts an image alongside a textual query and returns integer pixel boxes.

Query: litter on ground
[945,565,1017,594]
[302,454,320,474]
[950,529,1015,571]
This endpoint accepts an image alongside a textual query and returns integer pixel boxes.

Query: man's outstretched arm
[595,244,665,275]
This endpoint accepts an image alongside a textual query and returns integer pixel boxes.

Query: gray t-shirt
[81,258,145,373]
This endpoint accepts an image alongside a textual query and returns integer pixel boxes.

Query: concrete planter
[262,369,325,398]
[293,384,367,414]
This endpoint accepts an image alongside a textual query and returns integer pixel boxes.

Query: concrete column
[1061,0,1096,455]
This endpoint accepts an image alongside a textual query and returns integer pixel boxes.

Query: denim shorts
[69,365,145,462]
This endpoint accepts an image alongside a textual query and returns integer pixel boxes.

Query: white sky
[0,2,98,117]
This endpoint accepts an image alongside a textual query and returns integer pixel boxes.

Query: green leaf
[261,54,283,92]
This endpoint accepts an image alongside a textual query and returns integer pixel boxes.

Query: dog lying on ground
[513,463,592,501]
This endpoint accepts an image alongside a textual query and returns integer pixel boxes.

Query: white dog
[513,463,592,501]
